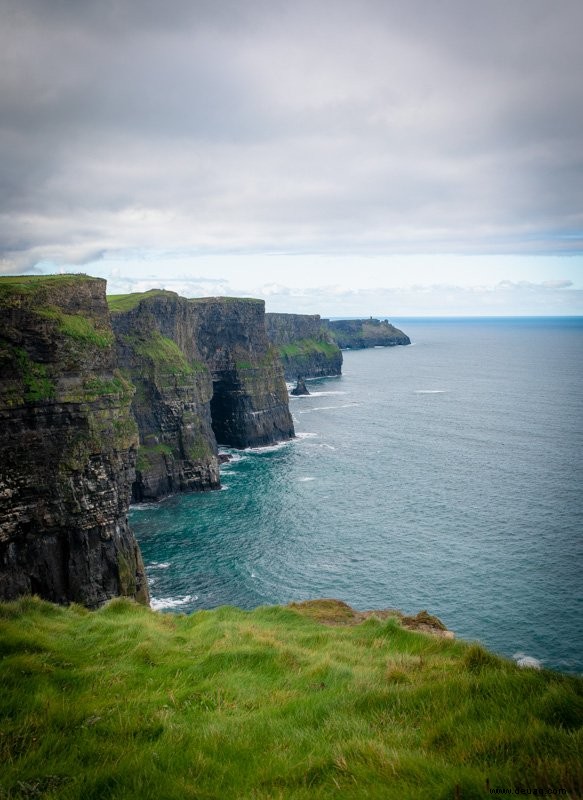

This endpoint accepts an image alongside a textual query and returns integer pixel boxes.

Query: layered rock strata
[109,292,294,498]
[265,313,343,380]
[0,275,149,607]
[109,291,220,502]
[190,299,295,448]
[325,318,411,348]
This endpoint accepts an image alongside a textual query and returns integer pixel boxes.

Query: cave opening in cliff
[209,375,243,449]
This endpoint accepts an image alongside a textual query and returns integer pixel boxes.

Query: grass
[106,290,177,314]
[129,332,199,378]
[0,274,95,293]
[35,309,114,348]
[135,443,174,473]
[0,345,55,405]
[0,597,581,800]
[278,338,341,359]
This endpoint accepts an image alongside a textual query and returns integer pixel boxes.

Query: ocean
[131,317,583,673]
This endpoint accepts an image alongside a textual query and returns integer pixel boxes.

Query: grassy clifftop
[0,598,581,799]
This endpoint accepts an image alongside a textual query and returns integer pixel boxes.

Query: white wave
[148,562,171,570]
[513,653,542,669]
[243,439,294,454]
[217,450,248,464]
[130,503,160,511]
[414,389,447,394]
[296,431,318,439]
[150,594,197,611]
[220,485,230,490]
[298,403,362,413]
[297,476,316,482]
[301,390,346,397]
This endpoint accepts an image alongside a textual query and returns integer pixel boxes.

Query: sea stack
[291,377,310,396]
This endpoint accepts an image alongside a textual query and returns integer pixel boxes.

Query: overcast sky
[1,0,582,315]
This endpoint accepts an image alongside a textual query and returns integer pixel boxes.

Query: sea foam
[150,595,197,611]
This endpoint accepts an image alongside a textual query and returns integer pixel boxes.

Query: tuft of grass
[0,597,581,799]
[129,332,196,378]
[106,290,177,314]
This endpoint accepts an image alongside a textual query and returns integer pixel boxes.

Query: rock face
[0,276,149,607]
[325,318,411,349]
[291,377,310,396]
[190,299,295,449]
[109,293,294,497]
[109,291,220,502]
[265,313,343,380]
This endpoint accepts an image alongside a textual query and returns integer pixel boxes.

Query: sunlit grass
[0,597,581,799]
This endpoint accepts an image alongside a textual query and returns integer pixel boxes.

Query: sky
[1,0,582,315]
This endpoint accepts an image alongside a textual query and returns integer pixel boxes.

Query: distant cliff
[109,292,294,500]
[325,318,411,349]
[109,291,220,503]
[0,276,148,607]
[265,313,342,380]
[190,299,295,448]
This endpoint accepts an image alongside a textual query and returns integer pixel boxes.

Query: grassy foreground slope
[0,598,581,800]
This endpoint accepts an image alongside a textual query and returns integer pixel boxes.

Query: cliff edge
[325,318,411,348]
[0,275,148,607]
[265,312,342,380]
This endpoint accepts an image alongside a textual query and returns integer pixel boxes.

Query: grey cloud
[1,0,582,271]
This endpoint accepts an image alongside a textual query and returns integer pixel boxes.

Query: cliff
[0,275,148,607]
[109,291,220,503]
[109,293,294,499]
[265,312,343,380]
[190,299,295,448]
[325,318,411,348]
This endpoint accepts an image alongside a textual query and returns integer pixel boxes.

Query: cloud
[1,0,583,273]
[497,279,574,290]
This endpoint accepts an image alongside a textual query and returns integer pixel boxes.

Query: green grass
[0,274,94,293]
[135,443,174,472]
[0,598,581,800]
[35,310,114,348]
[0,345,55,404]
[106,290,178,314]
[130,332,198,378]
[278,338,340,359]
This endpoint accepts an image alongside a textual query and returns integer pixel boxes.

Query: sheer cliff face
[325,319,411,349]
[0,276,149,607]
[110,292,220,502]
[110,293,294,497]
[265,313,343,380]
[190,299,295,448]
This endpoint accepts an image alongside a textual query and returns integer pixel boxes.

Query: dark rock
[324,318,411,349]
[291,377,310,396]
[190,298,295,449]
[110,291,220,502]
[218,453,232,464]
[0,275,149,607]
[265,313,342,379]
[110,293,295,498]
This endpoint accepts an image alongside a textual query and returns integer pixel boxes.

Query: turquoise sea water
[131,318,583,673]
